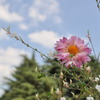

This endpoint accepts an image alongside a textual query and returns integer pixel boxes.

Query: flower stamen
[68,45,79,55]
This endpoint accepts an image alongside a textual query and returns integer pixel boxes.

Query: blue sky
[0,0,100,96]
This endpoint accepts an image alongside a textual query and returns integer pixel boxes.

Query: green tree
[0,53,57,100]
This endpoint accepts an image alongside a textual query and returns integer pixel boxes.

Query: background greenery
[0,52,100,100]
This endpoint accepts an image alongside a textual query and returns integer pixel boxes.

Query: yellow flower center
[68,45,79,55]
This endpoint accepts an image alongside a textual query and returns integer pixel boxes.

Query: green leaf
[37,73,45,79]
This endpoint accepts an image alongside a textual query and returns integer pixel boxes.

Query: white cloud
[0,47,29,65]
[19,23,29,30]
[0,3,23,22]
[28,30,61,48]
[28,0,62,24]
[29,8,46,22]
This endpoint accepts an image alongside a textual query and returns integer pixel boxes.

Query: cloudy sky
[0,0,100,96]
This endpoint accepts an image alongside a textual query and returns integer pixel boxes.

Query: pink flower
[55,36,91,68]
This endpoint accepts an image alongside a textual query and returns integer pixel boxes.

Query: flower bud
[86,66,91,72]
[60,71,64,79]
[63,81,69,88]
[56,88,61,95]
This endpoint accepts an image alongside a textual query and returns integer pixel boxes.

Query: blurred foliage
[0,53,57,100]
[0,53,100,100]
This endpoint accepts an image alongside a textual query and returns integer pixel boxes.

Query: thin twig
[87,30,96,59]
[96,0,100,12]
[2,27,53,61]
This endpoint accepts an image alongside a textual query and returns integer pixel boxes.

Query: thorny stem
[2,27,52,61]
